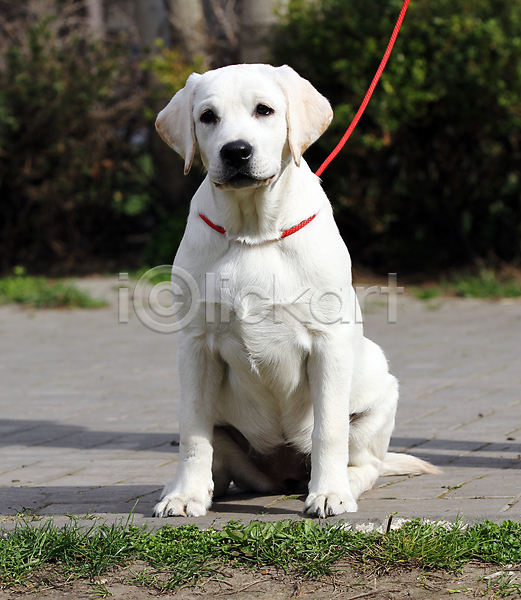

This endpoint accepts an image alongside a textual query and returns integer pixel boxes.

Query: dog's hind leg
[347,372,399,500]
[348,365,441,500]
[212,426,279,497]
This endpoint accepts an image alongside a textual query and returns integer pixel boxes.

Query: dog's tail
[381,452,442,476]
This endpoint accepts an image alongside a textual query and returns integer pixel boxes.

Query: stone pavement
[0,276,520,532]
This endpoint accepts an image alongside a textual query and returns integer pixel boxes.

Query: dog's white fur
[153,64,439,519]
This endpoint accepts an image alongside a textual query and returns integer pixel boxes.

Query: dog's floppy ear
[155,72,202,175]
[277,65,333,167]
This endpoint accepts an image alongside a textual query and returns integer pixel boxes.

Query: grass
[480,571,521,598]
[1,518,521,593]
[447,269,521,299]
[0,267,107,309]
[412,269,521,301]
[411,287,442,301]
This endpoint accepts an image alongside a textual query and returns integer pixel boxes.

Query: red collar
[199,212,317,241]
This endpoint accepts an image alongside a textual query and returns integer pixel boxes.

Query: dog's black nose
[220,140,253,169]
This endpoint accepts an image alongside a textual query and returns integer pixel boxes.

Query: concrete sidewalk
[1,277,520,531]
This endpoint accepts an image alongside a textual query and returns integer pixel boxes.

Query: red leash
[200,3,410,238]
[315,0,410,178]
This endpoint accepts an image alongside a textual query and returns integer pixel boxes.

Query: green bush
[272,0,521,271]
[0,16,157,275]
[139,44,205,267]
[140,41,205,118]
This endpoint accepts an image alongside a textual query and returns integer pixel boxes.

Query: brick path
[1,277,520,531]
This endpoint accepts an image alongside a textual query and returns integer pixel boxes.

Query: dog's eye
[256,104,274,117]
[200,110,218,124]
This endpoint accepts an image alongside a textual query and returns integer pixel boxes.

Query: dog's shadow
[211,491,307,516]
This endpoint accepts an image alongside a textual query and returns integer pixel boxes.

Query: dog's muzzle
[217,140,260,189]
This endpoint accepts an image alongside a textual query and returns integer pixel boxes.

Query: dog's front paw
[153,494,210,517]
[153,481,213,518]
[304,492,357,518]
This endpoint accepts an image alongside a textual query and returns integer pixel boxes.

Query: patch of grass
[411,287,442,301]
[480,570,521,598]
[214,519,349,578]
[14,508,43,522]
[90,582,114,598]
[1,518,521,592]
[446,269,521,299]
[412,269,521,301]
[0,267,107,309]
[362,520,475,569]
[127,265,172,286]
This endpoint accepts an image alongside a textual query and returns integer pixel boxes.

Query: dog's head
[155,64,333,189]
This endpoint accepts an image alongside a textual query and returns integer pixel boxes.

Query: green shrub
[141,208,189,266]
[139,44,204,267]
[272,0,521,272]
[0,15,157,275]
[141,41,205,118]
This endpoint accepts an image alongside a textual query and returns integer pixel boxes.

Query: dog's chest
[217,310,311,393]
[212,311,314,452]
[205,246,314,390]
[190,245,314,426]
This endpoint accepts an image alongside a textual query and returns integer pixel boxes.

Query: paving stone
[1,281,521,529]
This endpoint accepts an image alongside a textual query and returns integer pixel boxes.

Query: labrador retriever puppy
[153,64,439,518]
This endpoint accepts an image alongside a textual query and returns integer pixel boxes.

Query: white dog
[153,64,439,519]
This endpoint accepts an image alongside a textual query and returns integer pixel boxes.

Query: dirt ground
[2,562,520,599]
